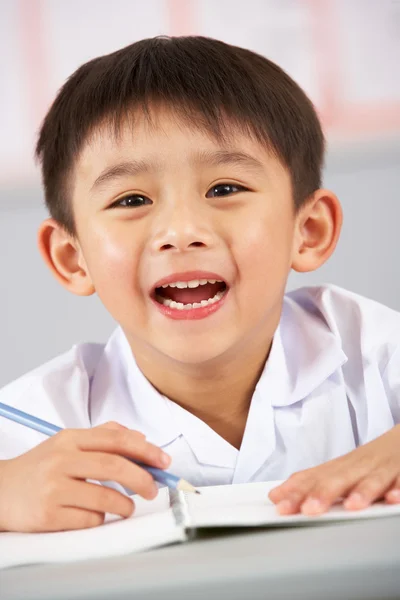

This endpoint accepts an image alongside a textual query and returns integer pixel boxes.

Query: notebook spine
[169,489,193,532]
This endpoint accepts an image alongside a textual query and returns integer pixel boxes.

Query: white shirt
[1,284,399,487]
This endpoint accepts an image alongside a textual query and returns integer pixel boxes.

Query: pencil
[0,401,200,494]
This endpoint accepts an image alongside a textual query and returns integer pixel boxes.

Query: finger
[61,480,135,518]
[56,508,105,531]
[343,470,396,510]
[65,452,158,499]
[300,475,354,515]
[386,478,400,504]
[268,472,316,515]
[68,427,171,469]
[268,472,313,502]
[29,508,105,533]
[268,484,286,504]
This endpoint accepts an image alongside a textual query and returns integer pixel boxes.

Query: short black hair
[36,36,325,236]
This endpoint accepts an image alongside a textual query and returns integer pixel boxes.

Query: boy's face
[70,109,298,365]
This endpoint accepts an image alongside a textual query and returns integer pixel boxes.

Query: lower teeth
[156,290,225,310]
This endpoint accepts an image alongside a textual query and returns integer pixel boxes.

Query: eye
[109,194,152,209]
[206,183,247,198]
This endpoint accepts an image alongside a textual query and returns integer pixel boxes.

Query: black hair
[36,36,324,235]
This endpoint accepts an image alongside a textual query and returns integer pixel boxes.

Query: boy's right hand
[0,422,171,533]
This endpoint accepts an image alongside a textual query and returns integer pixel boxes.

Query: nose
[150,203,215,254]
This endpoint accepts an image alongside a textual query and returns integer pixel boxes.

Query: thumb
[96,421,128,431]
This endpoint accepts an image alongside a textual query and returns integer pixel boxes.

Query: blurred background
[0,0,399,387]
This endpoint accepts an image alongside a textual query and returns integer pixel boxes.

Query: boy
[0,36,399,533]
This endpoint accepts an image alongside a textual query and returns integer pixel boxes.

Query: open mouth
[154,278,228,311]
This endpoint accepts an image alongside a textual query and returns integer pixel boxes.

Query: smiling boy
[0,36,399,533]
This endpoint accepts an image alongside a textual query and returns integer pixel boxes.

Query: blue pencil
[0,401,199,494]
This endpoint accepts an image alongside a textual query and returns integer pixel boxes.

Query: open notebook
[2,480,400,569]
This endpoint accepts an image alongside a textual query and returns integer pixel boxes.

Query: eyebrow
[90,149,265,192]
[90,160,155,192]
[193,149,266,174]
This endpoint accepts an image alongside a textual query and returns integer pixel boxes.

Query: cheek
[234,212,293,305]
[237,216,293,274]
[80,225,140,300]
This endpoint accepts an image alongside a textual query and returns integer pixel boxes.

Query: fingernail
[149,484,159,499]
[277,500,294,514]
[160,452,171,467]
[301,497,323,515]
[387,489,400,503]
[344,492,366,510]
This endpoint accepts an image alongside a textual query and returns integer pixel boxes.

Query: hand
[269,424,400,516]
[0,421,171,533]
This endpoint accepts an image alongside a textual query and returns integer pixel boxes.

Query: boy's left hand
[269,424,400,516]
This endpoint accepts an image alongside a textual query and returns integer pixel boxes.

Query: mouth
[151,271,229,320]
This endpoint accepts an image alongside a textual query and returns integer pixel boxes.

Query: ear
[291,189,342,273]
[37,218,95,296]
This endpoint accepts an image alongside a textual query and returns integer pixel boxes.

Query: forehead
[75,107,285,185]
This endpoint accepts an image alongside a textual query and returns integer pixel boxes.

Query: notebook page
[186,481,400,528]
[0,487,185,570]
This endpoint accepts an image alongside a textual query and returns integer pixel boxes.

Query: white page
[3,481,400,570]
[0,487,186,570]
[186,481,400,528]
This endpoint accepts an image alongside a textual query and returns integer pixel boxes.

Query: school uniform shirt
[0,284,399,487]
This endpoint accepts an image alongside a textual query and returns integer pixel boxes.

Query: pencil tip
[177,479,201,494]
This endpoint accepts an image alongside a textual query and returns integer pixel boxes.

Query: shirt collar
[90,330,238,469]
[167,400,238,469]
[267,294,348,407]
[119,332,237,468]
[90,329,181,448]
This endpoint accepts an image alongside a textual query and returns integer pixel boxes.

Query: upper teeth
[160,279,222,289]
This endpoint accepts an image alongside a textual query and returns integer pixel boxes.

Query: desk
[1,516,400,600]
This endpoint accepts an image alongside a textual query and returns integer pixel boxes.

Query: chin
[159,341,233,367]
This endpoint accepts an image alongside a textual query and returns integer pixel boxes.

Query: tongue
[159,282,222,304]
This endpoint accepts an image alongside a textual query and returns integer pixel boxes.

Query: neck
[130,327,275,450]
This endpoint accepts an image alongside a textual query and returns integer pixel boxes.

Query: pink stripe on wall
[17,0,50,133]
[166,0,197,36]
[307,0,400,136]
[307,0,340,129]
